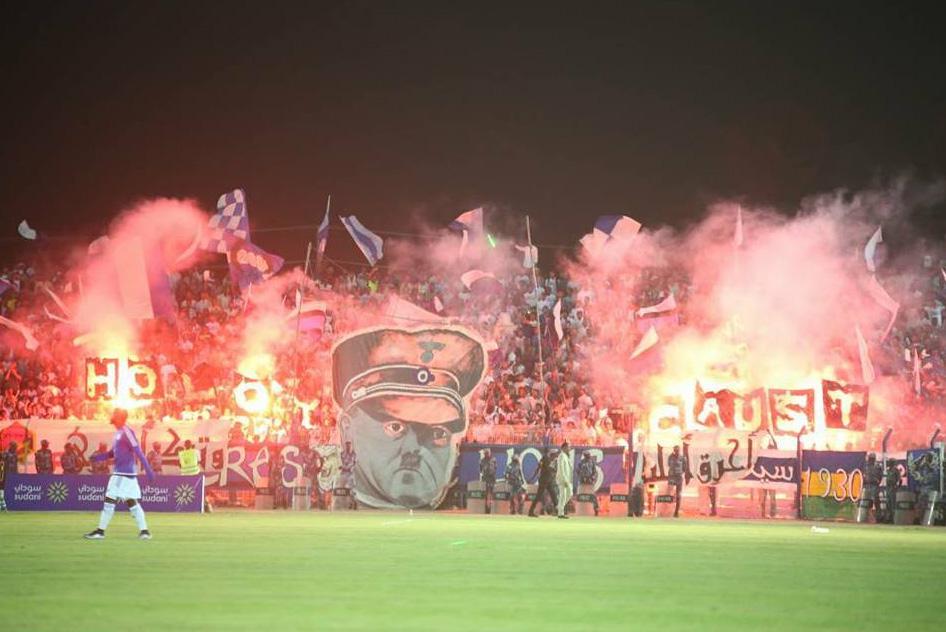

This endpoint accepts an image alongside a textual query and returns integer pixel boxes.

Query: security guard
[34,440,54,474]
[61,443,82,474]
[339,441,358,509]
[667,445,687,518]
[0,442,18,510]
[578,451,600,516]
[178,440,200,476]
[883,458,900,523]
[480,448,497,514]
[505,453,526,515]
[861,453,884,522]
[528,449,558,517]
[305,446,325,509]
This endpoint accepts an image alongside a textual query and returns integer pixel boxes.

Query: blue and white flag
[317,204,331,256]
[450,207,483,234]
[227,237,285,291]
[341,215,384,266]
[201,189,250,254]
[594,215,641,241]
[111,237,176,321]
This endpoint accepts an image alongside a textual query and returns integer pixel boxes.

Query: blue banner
[906,449,941,493]
[459,444,626,492]
[4,474,204,512]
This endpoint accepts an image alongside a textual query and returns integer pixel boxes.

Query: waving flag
[864,226,883,273]
[112,237,175,321]
[288,296,327,337]
[553,299,564,340]
[17,220,37,240]
[854,323,875,385]
[201,189,250,254]
[637,293,677,318]
[630,325,659,360]
[865,275,899,342]
[581,215,642,258]
[579,229,609,258]
[383,296,447,327]
[594,215,641,241]
[914,348,922,396]
[0,315,40,350]
[450,207,483,234]
[341,216,384,266]
[227,238,285,291]
[317,200,331,256]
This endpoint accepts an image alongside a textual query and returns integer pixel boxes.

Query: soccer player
[84,409,156,540]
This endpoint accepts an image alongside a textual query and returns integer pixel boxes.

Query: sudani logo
[47,481,69,504]
[174,483,196,507]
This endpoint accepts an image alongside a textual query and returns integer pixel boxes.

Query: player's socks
[98,502,116,530]
[130,503,148,531]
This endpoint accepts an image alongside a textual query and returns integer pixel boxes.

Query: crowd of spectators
[3,242,946,448]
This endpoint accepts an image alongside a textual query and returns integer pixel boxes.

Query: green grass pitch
[1,511,945,631]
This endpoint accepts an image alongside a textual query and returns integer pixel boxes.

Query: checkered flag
[200,189,250,253]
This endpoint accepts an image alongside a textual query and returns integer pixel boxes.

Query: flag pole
[315,194,331,281]
[288,240,314,425]
[526,215,546,422]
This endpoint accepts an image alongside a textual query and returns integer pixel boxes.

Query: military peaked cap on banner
[332,327,486,425]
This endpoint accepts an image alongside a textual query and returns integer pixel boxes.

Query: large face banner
[332,327,486,509]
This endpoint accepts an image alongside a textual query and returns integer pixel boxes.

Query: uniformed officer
[578,451,600,516]
[61,443,82,474]
[505,453,526,515]
[480,448,497,514]
[0,441,18,510]
[861,453,884,522]
[332,327,486,509]
[528,449,559,517]
[913,452,939,522]
[339,441,358,509]
[305,446,325,509]
[667,445,687,518]
[34,440,54,474]
[883,458,900,523]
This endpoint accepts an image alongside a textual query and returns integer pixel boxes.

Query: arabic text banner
[643,431,798,488]
[4,474,204,512]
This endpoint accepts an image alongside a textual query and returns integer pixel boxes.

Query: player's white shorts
[106,475,142,501]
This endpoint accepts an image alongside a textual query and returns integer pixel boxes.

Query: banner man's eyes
[431,426,451,447]
[383,421,406,439]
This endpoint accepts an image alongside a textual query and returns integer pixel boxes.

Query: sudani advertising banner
[4,473,203,512]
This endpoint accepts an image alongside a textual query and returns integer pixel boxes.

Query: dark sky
[2,1,945,265]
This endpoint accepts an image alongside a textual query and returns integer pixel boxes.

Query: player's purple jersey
[111,426,147,475]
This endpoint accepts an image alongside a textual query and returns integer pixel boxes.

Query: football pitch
[1,512,945,631]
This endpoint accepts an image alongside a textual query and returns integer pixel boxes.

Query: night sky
[2,1,945,265]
